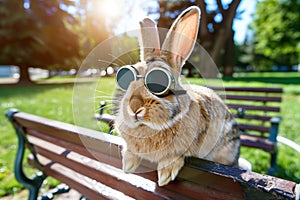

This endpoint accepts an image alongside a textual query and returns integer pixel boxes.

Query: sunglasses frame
[116,65,175,96]
[116,65,138,91]
[144,67,175,96]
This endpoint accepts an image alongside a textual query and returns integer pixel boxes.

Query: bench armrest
[269,116,282,143]
[5,108,47,200]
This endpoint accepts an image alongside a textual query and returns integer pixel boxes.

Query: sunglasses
[116,65,179,96]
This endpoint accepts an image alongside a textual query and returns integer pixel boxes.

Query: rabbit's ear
[139,18,161,62]
[161,6,200,71]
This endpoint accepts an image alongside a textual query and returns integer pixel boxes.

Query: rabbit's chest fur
[118,99,205,162]
[116,85,239,164]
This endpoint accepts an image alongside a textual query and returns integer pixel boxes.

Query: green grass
[0,72,300,197]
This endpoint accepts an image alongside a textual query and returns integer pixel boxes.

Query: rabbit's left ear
[161,6,200,71]
[139,18,161,62]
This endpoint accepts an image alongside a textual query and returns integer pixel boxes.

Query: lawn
[0,72,299,197]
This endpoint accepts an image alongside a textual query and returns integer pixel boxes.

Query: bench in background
[95,87,283,175]
[6,109,298,200]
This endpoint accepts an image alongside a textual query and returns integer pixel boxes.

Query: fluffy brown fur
[115,6,240,186]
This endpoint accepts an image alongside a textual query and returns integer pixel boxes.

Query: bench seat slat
[27,128,123,169]
[28,136,244,200]
[30,146,167,199]
[28,155,132,200]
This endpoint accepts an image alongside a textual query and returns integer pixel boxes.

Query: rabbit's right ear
[161,6,200,72]
[139,18,161,62]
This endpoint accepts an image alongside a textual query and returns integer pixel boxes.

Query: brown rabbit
[114,6,240,186]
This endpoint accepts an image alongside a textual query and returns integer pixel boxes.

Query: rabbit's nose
[135,107,146,121]
[129,95,143,113]
[129,95,145,122]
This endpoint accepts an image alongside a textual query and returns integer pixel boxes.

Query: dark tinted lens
[116,67,135,90]
[145,70,170,94]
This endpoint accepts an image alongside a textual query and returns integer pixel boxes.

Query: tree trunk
[17,65,34,85]
[210,0,241,77]
[223,29,235,77]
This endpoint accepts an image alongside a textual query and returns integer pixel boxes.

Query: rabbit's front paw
[122,150,141,173]
[157,156,184,186]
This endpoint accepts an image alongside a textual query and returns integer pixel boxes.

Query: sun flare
[96,0,123,19]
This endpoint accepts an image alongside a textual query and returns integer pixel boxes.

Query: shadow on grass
[0,80,95,99]
[0,83,75,99]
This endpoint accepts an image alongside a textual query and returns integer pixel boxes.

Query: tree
[156,0,241,77]
[74,0,111,57]
[252,0,300,69]
[0,0,80,84]
[235,39,253,71]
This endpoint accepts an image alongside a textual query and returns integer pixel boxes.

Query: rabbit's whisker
[126,52,136,65]
[97,59,118,66]
[94,96,114,99]
[94,89,113,94]
[109,53,127,66]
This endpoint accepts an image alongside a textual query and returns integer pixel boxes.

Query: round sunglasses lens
[116,67,135,90]
[145,69,170,94]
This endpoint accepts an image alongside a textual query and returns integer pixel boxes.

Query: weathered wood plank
[240,134,275,152]
[239,123,270,133]
[227,104,281,112]
[210,87,283,93]
[220,94,282,102]
[28,155,132,200]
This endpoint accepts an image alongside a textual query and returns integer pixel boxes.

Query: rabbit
[114,6,240,186]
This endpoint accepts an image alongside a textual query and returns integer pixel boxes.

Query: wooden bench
[7,108,298,200]
[95,87,283,175]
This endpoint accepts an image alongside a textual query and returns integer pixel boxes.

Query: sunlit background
[0,0,271,85]
[0,0,299,198]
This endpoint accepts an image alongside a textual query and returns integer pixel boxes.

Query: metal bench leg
[6,109,47,200]
[267,117,281,175]
[267,148,278,175]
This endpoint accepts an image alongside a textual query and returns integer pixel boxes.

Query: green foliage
[252,0,300,67]
[156,0,242,77]
[0,0,81,83]
[74,0,111,58]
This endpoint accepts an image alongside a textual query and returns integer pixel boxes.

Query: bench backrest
[210,87,283,136]
[8,110,298,200]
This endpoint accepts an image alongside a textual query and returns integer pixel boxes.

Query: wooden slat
[220,95,282,102]
[28,137,188,199]
[232,114,271,122]
[28,137,244,200]
[238,123,270,133]
[32,147,167,199]
[227,104,280,112]
[240,134,275,152]
[210,87,283,93]
[184,158,296,200]
[26,129,157,173]
[26,128,123,169]
[28,155,132,200]
[13,112,124,158]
